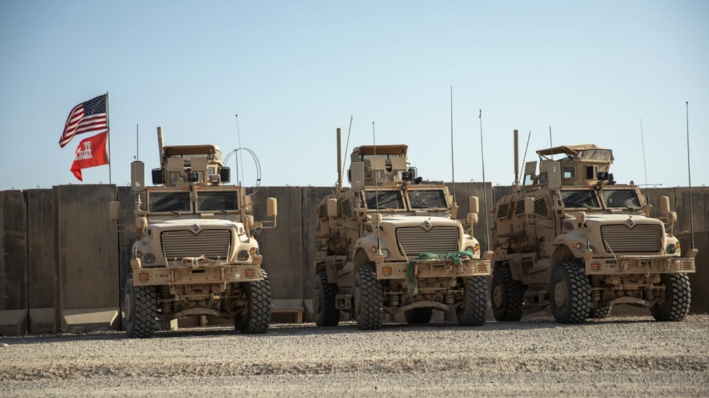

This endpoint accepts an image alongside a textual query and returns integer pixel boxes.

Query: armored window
[197,191,239,211]
[409,190,447,209]
[148,192,191,213]
[365,191,404,210]
[560,190,600,209]
[602,190,641,209]
[496,202,510,219]
[563,166,575,179]
[534,197,549,218]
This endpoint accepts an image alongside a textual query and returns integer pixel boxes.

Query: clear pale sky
[1,1,707,191]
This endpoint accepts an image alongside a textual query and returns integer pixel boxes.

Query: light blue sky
[1,1,707,191]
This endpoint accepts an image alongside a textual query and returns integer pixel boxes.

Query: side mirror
[136,216,148,235]
[220,167,231,183]
[244,215,254,228]
[327,198,339,217]
[660,196,670,214]
[469,196,479,214]
[467,213,478,225]
[524,197,535,216]
[575,212,586,226]
[109,201,120,221]
[267,197,277,217]
[244,195,252,209]
[151,168,164,185]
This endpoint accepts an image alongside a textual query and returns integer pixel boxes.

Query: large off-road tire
[550,262,591,324]
[404,308,433,325]
[490,266,525,322]
[235,269,272,334]
[456,276,488,326]
[650,273,691,322]
[589,306,612,319]
[314,269,340,327]
[124,277,157,338]
[353,265,383,330]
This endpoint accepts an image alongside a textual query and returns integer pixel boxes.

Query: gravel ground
[1,314,708,397]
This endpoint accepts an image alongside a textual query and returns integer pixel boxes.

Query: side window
[563,166,575,179]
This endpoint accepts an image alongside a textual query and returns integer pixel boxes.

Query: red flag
[70,132,109,181]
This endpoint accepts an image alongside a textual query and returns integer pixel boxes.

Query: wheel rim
[493,284,504,308]
[554,281,568,308]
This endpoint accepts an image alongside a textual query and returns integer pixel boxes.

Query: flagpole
[106,91,112,185]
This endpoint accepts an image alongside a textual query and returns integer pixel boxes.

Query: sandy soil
[1,314,707,397]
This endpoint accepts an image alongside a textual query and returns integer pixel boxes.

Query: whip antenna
[549,126,553,159]
[235,114,245,186]
[372,121,381,253]
[686,102,695,249]
[640,119,649,188]
[518,131,531,184]
[340,116,354,189]
[450,86,457,204]
[479,109,490,250]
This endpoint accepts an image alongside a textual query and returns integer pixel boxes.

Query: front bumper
[584,255,696,275]
[132,264,263,287]
[375,259,491,280]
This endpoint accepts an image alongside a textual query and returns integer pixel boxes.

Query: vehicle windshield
[149,192,191,213]
[365,191,404,209]
[602,189,641,208]
[198,191,239,212]
[408,190,447,209]
[560,190,600,209]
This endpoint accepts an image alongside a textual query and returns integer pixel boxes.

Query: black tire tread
[491,266,525,322]
[355,266,383,330]
[237,269,272,334]
[589,306,612,319]
[128,280,157,339]
[551,262,591,324]
[651,273,691,322]
[457,276,488,326]
[315,270,340,327]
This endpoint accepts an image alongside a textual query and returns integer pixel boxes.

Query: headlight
[667,244,676,254]
[143,253,156,264]
[249,247,258,256]
[237,250,250,261]
[381,249,390,259]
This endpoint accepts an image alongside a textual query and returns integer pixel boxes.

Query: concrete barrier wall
[26,189,56,333]
[1,183,708,334]
[54,185,120,332]
[679,231,709,314]
[0,191,28,335]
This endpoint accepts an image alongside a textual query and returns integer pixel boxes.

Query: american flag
[59,94,108,148]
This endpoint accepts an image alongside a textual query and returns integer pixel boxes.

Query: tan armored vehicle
[313,128,492,330]
[489,131,697,324]
[111,127,278,337]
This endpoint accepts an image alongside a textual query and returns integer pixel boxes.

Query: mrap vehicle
[489,131,697,324]
[312,128,491,330]
[110,127,278,337]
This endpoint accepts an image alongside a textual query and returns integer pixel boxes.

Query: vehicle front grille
[601,224,662,253]
[161,229,231,260]
[396,226,460,256]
